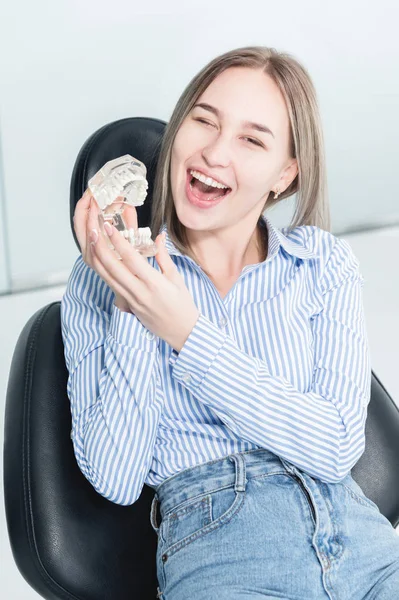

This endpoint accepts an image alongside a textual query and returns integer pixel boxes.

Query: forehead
[196,67,290,134]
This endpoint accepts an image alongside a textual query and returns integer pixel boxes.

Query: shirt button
[218,316,228,328]
[145,331,155,341]
[182,373,192,384]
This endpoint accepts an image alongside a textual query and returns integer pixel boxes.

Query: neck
[196,220,268,279]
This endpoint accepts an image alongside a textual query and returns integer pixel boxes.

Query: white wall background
[0,0,398,293]
[0,119,10,293]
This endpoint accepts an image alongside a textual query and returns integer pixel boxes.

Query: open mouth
[187,170,232,202]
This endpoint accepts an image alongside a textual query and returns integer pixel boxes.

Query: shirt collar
[160,214,317,262]
[265,215,317,260]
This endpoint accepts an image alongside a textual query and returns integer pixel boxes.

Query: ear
[273,159,298,194]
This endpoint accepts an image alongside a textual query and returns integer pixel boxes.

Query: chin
[175,208,202,231]
[176,201,216,231]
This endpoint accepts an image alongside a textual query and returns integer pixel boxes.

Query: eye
[194,117,215,127]
[242,137,263,148]
[194,118,264,148]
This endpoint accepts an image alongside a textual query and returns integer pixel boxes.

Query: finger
[73,189,93,253]
[104,220,160,286]
[87,197,110,256]
[121,203,138,231]
[154,233,180,282]
[89,202,148,300]
[89,245,137,308]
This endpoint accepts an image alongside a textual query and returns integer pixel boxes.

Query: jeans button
[162,553,168,562]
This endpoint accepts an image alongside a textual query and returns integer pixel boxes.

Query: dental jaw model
[88,155,158,259]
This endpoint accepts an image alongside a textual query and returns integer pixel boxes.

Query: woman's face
[170,67,298,235]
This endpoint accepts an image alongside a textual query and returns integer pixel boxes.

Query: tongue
[191,178,225,201]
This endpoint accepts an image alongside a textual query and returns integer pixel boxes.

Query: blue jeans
[150,448,399,599]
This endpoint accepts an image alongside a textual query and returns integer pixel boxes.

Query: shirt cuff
[169,313,226,390]
[109,302,158,351]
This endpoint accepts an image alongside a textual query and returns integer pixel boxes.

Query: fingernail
[90,229,98,244]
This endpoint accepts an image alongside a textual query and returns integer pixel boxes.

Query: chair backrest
[4,117,399,600]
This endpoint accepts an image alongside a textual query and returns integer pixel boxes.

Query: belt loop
[280,457,299,477]
[150,493,160,533]
[229,453,247,492]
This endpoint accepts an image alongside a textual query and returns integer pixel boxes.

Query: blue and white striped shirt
[60,214,371,506]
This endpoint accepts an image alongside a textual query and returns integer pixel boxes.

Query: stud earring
[274,187,281,200]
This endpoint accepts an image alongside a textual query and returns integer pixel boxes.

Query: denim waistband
[154,448,291,519]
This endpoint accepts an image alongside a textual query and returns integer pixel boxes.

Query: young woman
[62,46,399,599]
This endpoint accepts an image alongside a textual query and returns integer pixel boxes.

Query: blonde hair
[150,46,330,262]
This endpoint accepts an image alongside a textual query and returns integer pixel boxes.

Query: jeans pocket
[162,485,245,559]
[341,475,380,511]
[162,494,212,555]
[210,484,245,524]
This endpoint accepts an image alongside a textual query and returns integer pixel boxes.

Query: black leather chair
[3,117,399,600]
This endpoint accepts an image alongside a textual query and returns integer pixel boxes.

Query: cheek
[170,132,181,166]
[170,132,186,188]
[243,155,281,190]
[238,163,269,194]
[173,124,193,157]
[173,121,210,159]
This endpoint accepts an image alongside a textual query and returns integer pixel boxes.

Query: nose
[201,133,232,169]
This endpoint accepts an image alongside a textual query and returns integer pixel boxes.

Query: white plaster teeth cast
[102,175,147,208]
[88,155,157,257]
[88,155,149,211]
[121,227,153,247]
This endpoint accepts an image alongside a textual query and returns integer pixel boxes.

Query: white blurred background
[1,0,398,597]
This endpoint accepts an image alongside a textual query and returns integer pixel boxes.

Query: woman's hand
[74,189,137,312]
[74,189,201,352]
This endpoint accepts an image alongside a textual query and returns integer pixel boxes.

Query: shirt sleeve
[61,255,163,505]
[168,239,371,483]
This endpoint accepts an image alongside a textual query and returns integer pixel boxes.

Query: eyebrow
[193,102,275,138]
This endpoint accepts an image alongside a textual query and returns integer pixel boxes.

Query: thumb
[155,233,180,281]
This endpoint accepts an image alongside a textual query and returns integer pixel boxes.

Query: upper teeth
[190,170,229,189]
